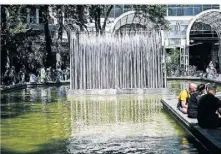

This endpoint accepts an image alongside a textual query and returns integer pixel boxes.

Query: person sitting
[206,61,218,79]
[197,83,221,129]
[177,83,197,114]
[187,84,206,118]
[29,73,37,83]
[40,67,46,83]
[196,83,209,101]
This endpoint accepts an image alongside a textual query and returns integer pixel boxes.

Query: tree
[1,5,29,73]
[41,5,54,68]
[1,5,9,74]
[133,5,169,29]
[50,5,88,69]
[166,48,180,76]
[1,5,48,75]
[89,5,113,34]
[52,5,88,41]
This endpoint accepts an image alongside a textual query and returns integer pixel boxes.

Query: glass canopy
[111,11,156,34]
[191,10,221,38]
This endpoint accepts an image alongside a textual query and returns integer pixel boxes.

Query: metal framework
[110,11,155,34]
[110,11,165,46]
[185,9,221,73]
[186,9,221,45]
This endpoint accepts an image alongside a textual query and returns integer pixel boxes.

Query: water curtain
[70,32,166,90]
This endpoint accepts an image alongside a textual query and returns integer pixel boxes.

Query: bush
[166,48,180,76]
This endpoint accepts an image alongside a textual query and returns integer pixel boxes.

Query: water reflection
[1,86,71,154]
[70,96,162,134]
[66,95,205,154]
[0,83,211,154]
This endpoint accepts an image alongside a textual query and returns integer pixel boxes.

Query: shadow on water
[1,139,68,154]
[1,86,69,119]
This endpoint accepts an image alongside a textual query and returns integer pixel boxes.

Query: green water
[1,81,219,154]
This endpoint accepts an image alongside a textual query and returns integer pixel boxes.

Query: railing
[20,16,43,24]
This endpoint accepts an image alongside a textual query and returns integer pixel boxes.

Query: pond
[1,80,220,154]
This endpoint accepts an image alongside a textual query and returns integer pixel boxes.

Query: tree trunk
[76,5,85,31]
[1,6,10,73]
[57,5,63,41]
[93,6,102,35]
[94,16,99,35]
[97,8,101,31]
[42,5,53,68]
[101,5,113,34]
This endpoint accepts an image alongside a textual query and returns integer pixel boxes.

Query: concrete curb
[0,81,70,93]
[167,77,221,84]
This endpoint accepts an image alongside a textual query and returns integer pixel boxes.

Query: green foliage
[1,4,169,74]
[87,5,168,34]
[1,5,46,73]
[4,5,29,36]
[133,5,169,29]
[166,48,180,76]
[51,5,88,40]
[88,5,113,34]
[166,48,180,65]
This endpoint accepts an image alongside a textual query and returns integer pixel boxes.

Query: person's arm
[218,108,221,115]
[180,91,188,108]
[216,98,221,116]
[181,100,188,108]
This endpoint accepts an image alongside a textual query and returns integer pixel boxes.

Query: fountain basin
[67,88,169,96]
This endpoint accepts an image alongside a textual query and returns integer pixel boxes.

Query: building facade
[102,4,221,73]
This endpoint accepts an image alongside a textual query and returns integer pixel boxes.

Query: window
[167,4,220,16]
[168,25,180,38]
[194,5,202,15]
[181,25,188,37]
[115,5,123,18]
[169,38,181,45]
[181,25,188,31]
[212,5,220,9]
[203,5,212,11]
[168,8,177,16]
[177,7,184,16]
[168,25,175,32]
[184,7,193,16]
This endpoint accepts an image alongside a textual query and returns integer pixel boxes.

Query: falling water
[70,31,166,90]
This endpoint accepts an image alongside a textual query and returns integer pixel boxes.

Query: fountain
[68,30,167,95]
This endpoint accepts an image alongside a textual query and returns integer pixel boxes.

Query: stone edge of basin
[1,77,221,93]
[67,88,169,96]
[161,98,221,154]
[167,77,221,84]
[0,81,70,93]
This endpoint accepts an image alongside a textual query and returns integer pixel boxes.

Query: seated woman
[187,84,206,118]
[177,83,197,114]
